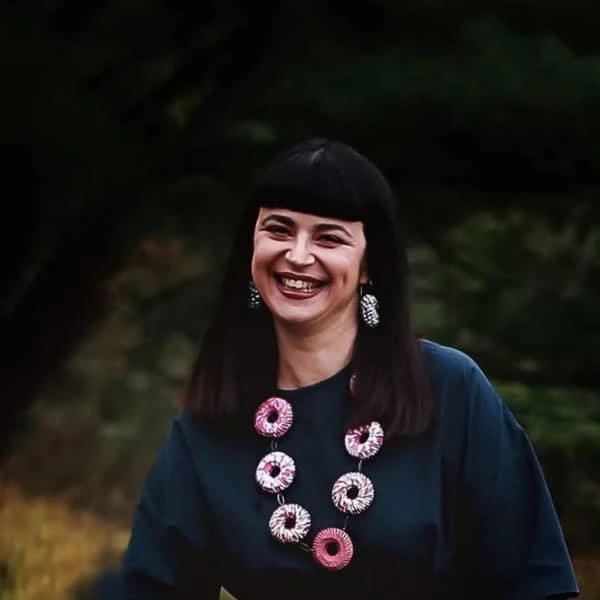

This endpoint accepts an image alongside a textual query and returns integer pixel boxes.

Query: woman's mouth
[281,277,317,291]
[275,274,326,297]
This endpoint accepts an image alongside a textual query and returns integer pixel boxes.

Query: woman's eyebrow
[261,214,295,227]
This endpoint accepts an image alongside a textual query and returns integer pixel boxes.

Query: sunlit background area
[1,2,599,598]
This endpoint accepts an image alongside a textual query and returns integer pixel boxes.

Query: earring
[360,282,380,327]
[248,280,262,310]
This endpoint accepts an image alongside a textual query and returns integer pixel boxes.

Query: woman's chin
[269,306,323,328]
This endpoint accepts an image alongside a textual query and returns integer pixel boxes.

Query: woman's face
[251,208,368,330]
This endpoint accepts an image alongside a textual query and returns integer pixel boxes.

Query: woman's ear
[359,259,369,285]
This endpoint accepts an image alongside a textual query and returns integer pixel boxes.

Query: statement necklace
[253,375,384,570]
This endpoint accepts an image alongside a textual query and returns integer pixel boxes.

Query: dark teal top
[120,340,579,599]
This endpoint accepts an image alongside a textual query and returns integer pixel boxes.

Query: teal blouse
[120,340,579,599]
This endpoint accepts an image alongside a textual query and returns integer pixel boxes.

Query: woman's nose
[285,237,315,267]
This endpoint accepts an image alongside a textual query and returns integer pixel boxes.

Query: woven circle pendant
[254,397,294,438]
[256,451,296,493]
[344,421,384,459]
[311,528,354,570]
[268,503,311,543]
[331,471,374,515]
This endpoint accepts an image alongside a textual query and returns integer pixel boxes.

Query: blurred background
[1,1,599,598]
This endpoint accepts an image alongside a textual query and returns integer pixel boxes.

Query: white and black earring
[360,282,380,327]
[248,280,262,310]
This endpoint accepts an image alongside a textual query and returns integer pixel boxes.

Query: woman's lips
[274,274,327,299]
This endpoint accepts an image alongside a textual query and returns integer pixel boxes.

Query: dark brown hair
[182,139,434,439]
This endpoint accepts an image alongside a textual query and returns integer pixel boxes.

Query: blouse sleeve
[120,419,220,599]
[455,360,580,600]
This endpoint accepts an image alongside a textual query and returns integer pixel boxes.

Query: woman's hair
[182,139,434,439]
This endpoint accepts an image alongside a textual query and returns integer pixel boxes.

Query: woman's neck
[274,313,357,390]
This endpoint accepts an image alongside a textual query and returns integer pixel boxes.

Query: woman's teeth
[281,278,318,291]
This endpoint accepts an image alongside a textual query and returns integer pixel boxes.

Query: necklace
[253,374,384,570]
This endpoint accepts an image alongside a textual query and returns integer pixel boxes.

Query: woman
[120,139,579,599]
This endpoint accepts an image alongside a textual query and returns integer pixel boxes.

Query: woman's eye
[320,234,343,245]
[266,225,290,236]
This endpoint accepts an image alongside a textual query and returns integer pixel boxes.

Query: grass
[0,482,598,599]
[0,484,128,600]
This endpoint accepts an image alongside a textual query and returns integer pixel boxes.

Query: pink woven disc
[254,397,293,438]
[344,421,384,459]
[256,451,296,493]
[331,471,374,515]
[311,528,354,570]
[349,373,357,394]
[268,503,311,544]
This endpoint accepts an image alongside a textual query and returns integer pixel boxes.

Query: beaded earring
[360,282,379,327]
[248,280,262,310]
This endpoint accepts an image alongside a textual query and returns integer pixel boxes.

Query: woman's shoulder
[172,409,254,457]
[419,338,484,384]
[172,410,225,446]
[418,338,513,427]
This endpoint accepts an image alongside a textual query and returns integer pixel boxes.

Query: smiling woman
[120,139,579,599]
[178,138,430,434]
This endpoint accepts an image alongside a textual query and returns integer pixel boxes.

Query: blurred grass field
[0,485,127,599]
[0,482,597,599]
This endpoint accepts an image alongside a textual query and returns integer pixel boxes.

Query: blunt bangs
[253,139,391,224]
